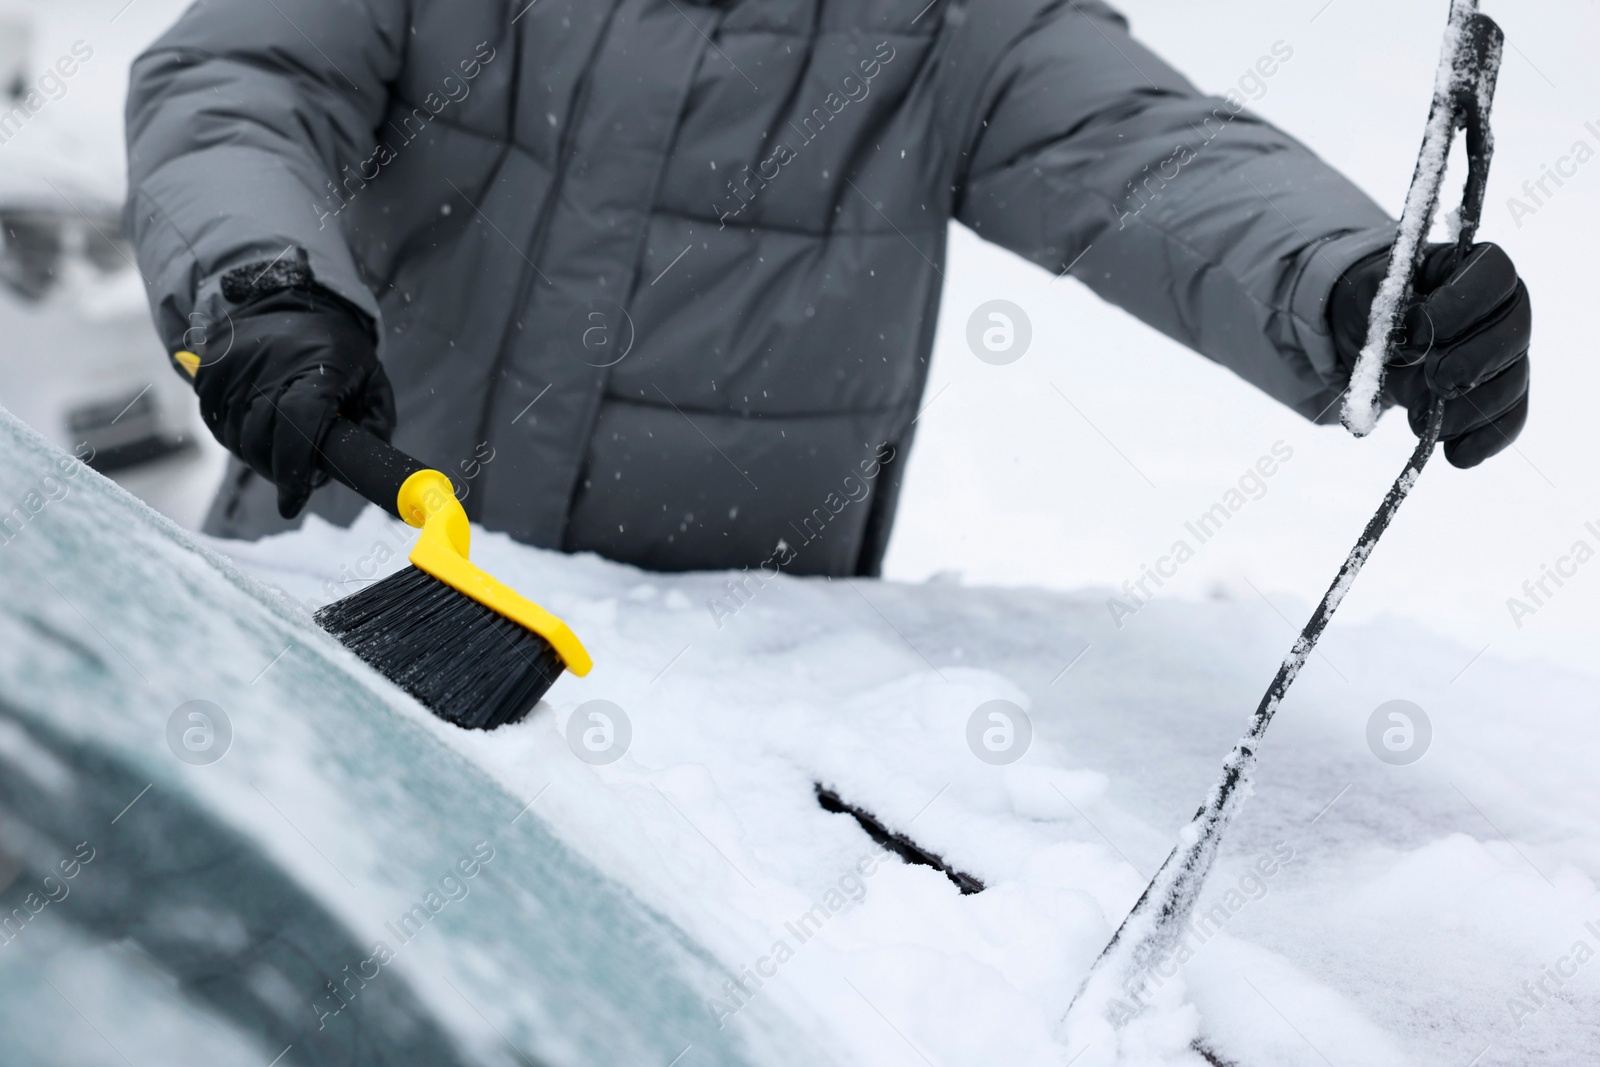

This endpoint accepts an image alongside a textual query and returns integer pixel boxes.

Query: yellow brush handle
[173,357,593,677]
[397,470,593,677]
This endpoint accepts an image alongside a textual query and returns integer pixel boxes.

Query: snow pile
[216,499,1600,1066]
[1342,0,1485,436]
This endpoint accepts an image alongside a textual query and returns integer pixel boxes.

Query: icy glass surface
[0,912,275,1066]
[0,407,813,1067]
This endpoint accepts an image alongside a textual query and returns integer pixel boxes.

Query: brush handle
[319,419,432,521]
[167,348,438,519]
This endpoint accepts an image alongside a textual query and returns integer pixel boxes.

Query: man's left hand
[1331,241,1531,468]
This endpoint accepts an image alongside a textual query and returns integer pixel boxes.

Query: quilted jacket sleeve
[956,0,1395,422]
[124,0,409,352]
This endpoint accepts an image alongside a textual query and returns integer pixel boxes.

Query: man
[125,0,1530,577]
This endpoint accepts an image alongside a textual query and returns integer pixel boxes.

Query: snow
[201,472,1600,1064]
[0,0,176,206]
[1342,0,1482,436]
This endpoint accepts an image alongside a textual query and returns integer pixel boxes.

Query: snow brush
[303,420,592,729]
[1066,0,1503,1030]
[173,352,592,731]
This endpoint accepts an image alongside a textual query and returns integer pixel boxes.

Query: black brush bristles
[315,565,566,730]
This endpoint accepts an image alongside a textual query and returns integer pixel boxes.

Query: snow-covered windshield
[0,408,814,1067]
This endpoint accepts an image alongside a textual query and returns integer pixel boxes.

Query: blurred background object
[0,186,226,526]
[0,0,226,529]
[1,6,30,101]
[1,200,190,465]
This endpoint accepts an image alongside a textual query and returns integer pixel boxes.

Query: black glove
[1330,241,1530,468]
[187,282,396,519]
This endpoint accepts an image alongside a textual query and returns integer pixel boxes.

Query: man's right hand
[185,287,396,520]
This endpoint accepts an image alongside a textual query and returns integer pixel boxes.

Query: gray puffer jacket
[125,0,1391,575]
